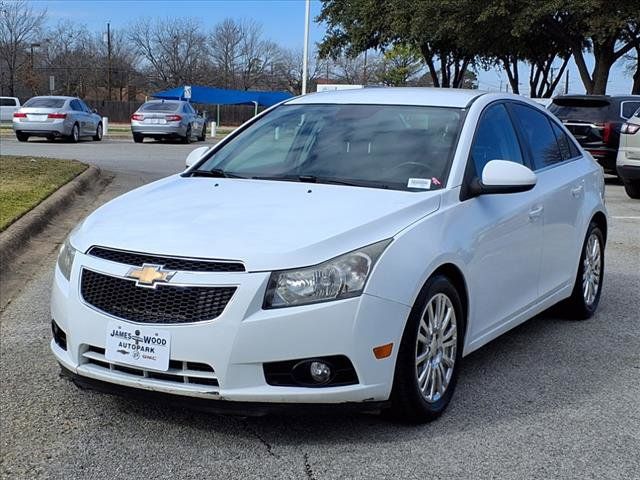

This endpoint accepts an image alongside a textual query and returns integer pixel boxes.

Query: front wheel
[198,125,206,142]
[623,180,640,199]
[93,123,103,141]
[388,274,464,423]
[558,222,605,320]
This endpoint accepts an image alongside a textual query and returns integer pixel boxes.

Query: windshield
[140,101,180,112]
[23,97,66,108]
[196,104,462,191]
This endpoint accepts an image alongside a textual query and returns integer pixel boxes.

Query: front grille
[82,345,219,388]
[87,246,245,273]
[81,268,236,324]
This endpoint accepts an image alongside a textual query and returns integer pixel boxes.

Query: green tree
[318,0,480,88]
[378,44,423,86]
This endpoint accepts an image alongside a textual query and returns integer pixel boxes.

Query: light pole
[301,0,310,94]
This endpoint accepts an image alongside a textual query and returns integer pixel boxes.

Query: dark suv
[549,95,640,174]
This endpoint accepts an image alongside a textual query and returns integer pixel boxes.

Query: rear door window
[511,104,563,170]
[0,98,17,107]
[470,103,524,176]
[70,100,83,111]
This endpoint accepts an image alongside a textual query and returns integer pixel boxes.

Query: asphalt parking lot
[0,135,218,178]
[0,141,639,479]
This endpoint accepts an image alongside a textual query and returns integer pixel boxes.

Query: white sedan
[52,88,607,423]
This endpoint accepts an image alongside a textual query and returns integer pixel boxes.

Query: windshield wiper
[250,174,391,189]
[187,168,246,178]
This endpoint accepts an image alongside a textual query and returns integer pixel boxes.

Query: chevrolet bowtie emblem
[126,264,176,288]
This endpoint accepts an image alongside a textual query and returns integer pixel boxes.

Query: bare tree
[128,17,209,89]
[0,0,46,96]
[209,18,243,88]
[273,48,327,94]
[41,20,95,97]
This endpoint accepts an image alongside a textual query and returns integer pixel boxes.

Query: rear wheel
[16,132,29,142]
[68,123,80,143]
[182,125,192,144]
[623,180,640,199]
[133,133,143,143]
[388,275,464,423]
[558,222,604,320]
[93,123,103,141]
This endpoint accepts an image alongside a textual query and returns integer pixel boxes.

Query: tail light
[131,113,144,121]
[165,114,182,122]
[620,122,640,135]
[602,122,614,145]
[13,112,26,118]
[47,113,66,119]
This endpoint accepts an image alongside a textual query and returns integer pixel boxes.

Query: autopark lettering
[116,342,157,354]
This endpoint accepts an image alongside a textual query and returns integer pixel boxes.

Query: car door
[79,100,98,134]
[69,99,86,133]
[509,103,584,297]
[462,103,543,341]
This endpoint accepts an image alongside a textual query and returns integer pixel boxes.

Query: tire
[558,222,605,320]
[198,125,206,142]
[93,123,103,141]
[133,133,143,143]
[182,125,192,144]
[68,123,80,143]
[16,132,29,142]
[387,274,464,423]
[623,180,640,199]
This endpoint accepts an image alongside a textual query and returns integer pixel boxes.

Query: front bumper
[51,251,410,406]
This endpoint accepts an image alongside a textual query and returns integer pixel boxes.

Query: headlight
[57,236,77,281]
[263,239,391,308]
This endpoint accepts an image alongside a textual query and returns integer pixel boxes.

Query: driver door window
[470,104,524,176]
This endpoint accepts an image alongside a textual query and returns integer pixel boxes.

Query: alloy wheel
[415,293,457,403]
[582,232,601,306]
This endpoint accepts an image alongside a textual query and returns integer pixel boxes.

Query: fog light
[309,361,331,384]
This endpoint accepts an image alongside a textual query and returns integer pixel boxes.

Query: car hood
[73,175,441,271]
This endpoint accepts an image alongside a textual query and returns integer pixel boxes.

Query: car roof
[28,96,75,101]
[144,99,184,104]
[285,87,487,108]
[552,94,640,101]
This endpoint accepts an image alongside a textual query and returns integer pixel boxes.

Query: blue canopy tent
[151,85,293,124]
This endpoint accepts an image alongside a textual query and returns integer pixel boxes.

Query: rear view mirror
[185,146,209,169]
[470,160,537,196]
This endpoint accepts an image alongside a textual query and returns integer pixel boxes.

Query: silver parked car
[130,100,206,143]
[12,96,103,142]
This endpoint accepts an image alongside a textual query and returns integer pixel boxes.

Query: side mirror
[471,160,537,196]
[92,108,98,114]
[185,146,209,169]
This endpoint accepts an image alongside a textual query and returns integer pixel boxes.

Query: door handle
[571,185,584,197]
[528,205,544,220]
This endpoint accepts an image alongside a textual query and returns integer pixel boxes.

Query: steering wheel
[383,161,431,175]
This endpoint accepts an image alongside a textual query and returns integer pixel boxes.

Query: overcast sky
[32,0,634,95]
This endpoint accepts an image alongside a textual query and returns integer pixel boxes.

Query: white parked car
[617,107,640,199]
[52,88,608,423]
[0,96,20,122]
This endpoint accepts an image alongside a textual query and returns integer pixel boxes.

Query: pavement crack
[240,420,279,458]
[303,452,316,480]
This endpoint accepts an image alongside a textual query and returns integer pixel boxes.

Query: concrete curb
[0,165,101,270]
